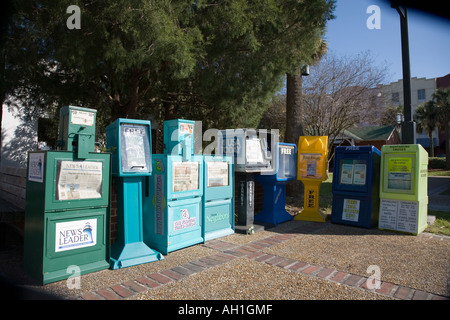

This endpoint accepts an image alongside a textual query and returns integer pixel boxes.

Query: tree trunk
[285,71,303,201]
[126,71,140,119]
[428,131,434,157]
[0,46,7,163]
[285,71,303,144]
[164,102,178,121]
[446,122,450,170]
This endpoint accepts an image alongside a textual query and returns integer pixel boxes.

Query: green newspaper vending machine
[24,106,111,285]
[378,144,428,235]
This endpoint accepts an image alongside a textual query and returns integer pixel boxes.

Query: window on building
[392,92,400,105]
[418,89,426,102]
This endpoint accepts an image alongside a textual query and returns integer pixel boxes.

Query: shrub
[428,157,446,170]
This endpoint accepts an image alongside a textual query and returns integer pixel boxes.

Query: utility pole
[391,1,416,144]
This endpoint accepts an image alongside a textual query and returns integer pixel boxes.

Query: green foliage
[415,100,440,156]
[415,88,450,164]
[258,94,286,138]
[428,157,446,170]
[426,210,450,236]
[2,0,335,136]
[381,105,403,126]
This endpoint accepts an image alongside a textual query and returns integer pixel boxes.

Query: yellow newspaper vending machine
[295,136,328,222]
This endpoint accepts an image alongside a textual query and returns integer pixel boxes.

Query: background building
[381,75,450,153]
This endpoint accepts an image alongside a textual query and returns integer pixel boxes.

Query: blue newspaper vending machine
[106,118,163,269]
[203,155,234,241]
[254,143,297,226]
[143,119,204,255]
[331,146,381,228]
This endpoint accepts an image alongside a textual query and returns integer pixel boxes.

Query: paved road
[428,176,450,194]
[428,176,450,212]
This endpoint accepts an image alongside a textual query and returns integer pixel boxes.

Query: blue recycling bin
[143,119,204,255]
[331,146,381,228]
[254,143,297,226]
[106,118,164,269]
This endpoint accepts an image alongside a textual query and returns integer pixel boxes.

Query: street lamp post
[391,1,416,144]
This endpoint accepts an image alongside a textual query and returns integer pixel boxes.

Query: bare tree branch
[301,52,388,160]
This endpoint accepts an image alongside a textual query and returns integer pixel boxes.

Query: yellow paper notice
[388,157,412,173]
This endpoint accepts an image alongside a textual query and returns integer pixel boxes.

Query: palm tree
[285,40,328,199]
[415,101,439,157]
[433,88,450,169]
[285,71,304,144]
[285,40,328,145]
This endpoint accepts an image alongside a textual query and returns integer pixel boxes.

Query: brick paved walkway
[79,223,450,301]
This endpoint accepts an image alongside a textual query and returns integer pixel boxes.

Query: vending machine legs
[295,180,327,222]
[235,172,264,233]
[110,176,164,269]
[106,118,164,270]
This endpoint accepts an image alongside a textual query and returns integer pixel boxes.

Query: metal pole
[391,1,416,144]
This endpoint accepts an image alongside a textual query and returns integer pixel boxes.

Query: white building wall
[381,77,438,148]
[1,104,38,168]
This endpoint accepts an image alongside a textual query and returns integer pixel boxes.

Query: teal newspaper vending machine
[106,118,163,269]
[203,155,234,241]
[144,119,204,254]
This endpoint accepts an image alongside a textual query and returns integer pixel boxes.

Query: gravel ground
[1,218,449,300]
[133,258,393,300]
[129,220,449,300]
[261,223,450,297]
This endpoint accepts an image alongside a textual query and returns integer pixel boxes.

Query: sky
[324,0,450,83]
